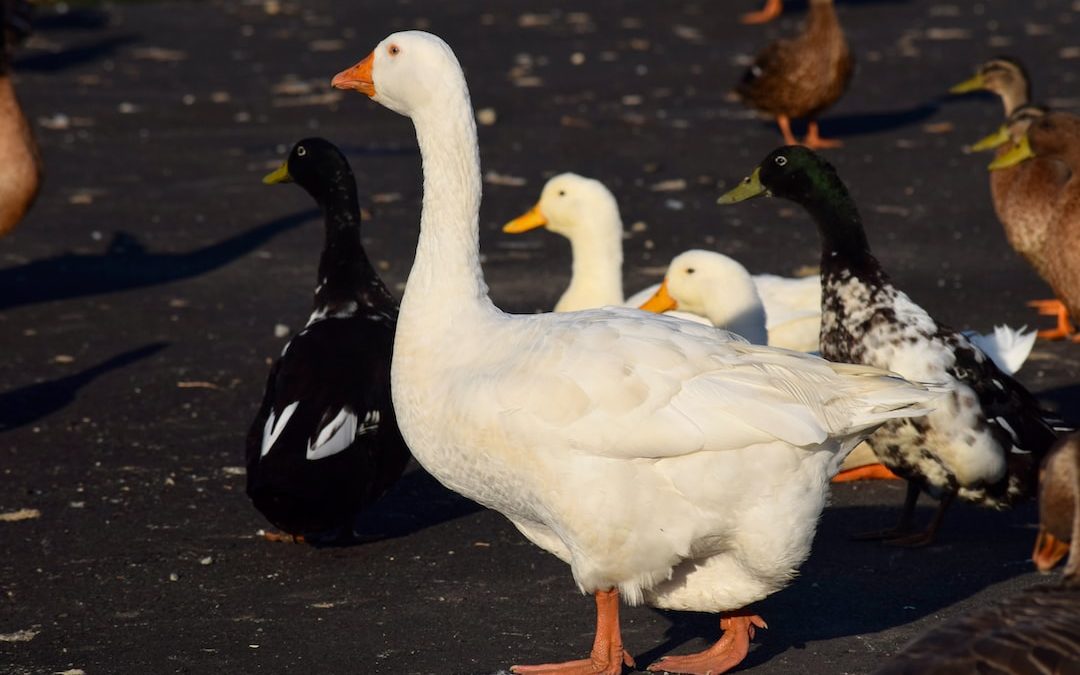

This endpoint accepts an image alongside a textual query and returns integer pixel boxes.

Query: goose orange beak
[332,52,375,96]
[639,280,678,313]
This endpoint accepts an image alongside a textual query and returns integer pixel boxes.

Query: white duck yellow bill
[949,73,985,94]
[502,205,548,233]
[263,162,292,185]
[717,167,767,204]
[969,125,1011,152]
[638,280,678,313]
[987,135,1034,171]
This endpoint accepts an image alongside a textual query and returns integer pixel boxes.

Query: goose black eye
[297,146,307,157]
[775,156,787,166]
[558,190,566,197]
[686,268,695,274]
[388,44,400,56]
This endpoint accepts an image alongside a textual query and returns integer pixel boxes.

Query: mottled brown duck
[950,57,1032,117]
[872,434,1080,675]
[0,1,41,238]
[990,112,1080,342]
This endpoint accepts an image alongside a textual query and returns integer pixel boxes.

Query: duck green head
[263,137,358,205]
[718,146,849,207]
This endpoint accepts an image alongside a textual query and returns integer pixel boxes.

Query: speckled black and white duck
[873,433,1080,675]
[245,138,410,544]
[718,146,1062,546]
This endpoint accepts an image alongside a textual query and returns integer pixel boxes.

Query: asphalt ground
[2,0,1079,673]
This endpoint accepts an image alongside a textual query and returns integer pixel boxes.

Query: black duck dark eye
[389,44,400,56]
[297,146,307,157]
[775,156,787,166]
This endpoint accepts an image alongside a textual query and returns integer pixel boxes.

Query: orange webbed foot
[261,530,306,543]
[741,0,783,24]
[512,589,634,675]
[802,122,843,149]
[832,463,900,483]
[1027,299,1076,340]
[647,613,766,675]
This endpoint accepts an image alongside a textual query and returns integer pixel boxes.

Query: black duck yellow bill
[949,73,985,94]
[717,167,767,204]
[987,135,1034,171]
[262,162,293,185]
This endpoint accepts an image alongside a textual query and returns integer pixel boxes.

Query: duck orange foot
[832,463,899,483]
[741,0,783,24]
[1027,299,1077,340]
[512,589,634,675]
[647,613,767,675]
[261,530,306,543]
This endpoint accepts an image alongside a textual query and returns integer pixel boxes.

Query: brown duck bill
[1032,526,1070,572]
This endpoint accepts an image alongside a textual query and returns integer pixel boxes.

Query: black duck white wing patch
[261,401,299,457]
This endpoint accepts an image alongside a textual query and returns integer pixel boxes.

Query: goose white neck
[557,210,625,311]
[401,96,495,322]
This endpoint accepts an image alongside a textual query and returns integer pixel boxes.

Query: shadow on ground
[636,500,1036,668]
[0,209,316,312]
[0,342,168,432]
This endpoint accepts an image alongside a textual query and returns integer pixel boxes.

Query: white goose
[332,31,939,675]
[504,172,822,350]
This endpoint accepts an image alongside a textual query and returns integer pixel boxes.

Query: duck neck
[562,212,624,310]
[402,97,493,323]
[998,82,1030,117]
[797,180,883,282]
[313,184,389,312]
[805,0,840,38]
[704,284,768,344]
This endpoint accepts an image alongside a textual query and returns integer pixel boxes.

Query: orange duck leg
[741,0,783,24]
[511,589,635,675]
[647,611,767,675]
[1027,299,1077,340]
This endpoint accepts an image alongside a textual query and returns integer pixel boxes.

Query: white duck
[637,249,769,345]
[332,31,939,675]
[503,172,822,350]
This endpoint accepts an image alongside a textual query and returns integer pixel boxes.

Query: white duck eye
[775,156,787,166]
[686,268,696,275]
[558,190,566,197]
[297,146,306,156]
[388,44,401,56]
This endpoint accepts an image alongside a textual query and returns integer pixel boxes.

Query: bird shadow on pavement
[0,342,168,432]
[1035,384,1080,428]
[0,209,317,313]
[637,498,1037,669]
[800,101,942,141]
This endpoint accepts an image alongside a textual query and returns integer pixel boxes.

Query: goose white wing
[483,308,936,461]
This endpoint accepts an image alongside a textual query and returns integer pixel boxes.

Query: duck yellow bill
[332,52,376,96]
[988,135,1034,170]
[717,167,766,204]
[969,125,1012,152]
[949,73,986,94]
[502,205,548,233]
[1032,526,1070,572]
[638,280,678,313]
[262,162,292,185]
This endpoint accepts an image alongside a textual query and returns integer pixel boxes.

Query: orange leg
[262,530,305,543]
[776,115,799,146]
[511,589,635,675]
[1027,299,1076,340]
[741,0,783,24]
[832,463,900,483]
[647,611,767,675]
[803,121,843,149]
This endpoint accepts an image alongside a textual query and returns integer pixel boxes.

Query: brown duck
[950,57,1031,117]
[735,0,853,149]
[873,434,1080,675]
[0,1,41,238]
[990,112,1080,342]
